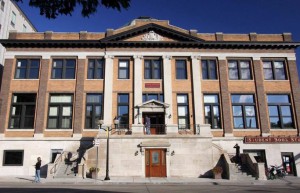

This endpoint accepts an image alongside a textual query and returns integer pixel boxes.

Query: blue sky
[17,0,300,76]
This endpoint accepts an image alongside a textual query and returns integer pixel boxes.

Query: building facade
[0,18,299,178]
[0,0,36,90]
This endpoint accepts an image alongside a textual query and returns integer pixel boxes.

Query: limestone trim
[4,51,296,59]
[163,55,173,124]
[191,55,203,125]
[103,55,114,125]
[134,55,143,124]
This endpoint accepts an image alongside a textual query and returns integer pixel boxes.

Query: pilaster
[163,55,173,125]
[103,55,114,125]
[133,55,143,125]
[218,57,233,136]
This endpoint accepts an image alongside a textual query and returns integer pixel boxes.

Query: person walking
[233,143,240,164]
[34,157,41,183]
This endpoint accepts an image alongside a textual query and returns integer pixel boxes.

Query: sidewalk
[0,175,299,185]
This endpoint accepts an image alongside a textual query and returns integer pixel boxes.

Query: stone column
[191,55,211,137]
[132,55,144,134]
[218,56,233,136]
[0,59,14,138]
[253,58,270,136]
[163,55,177,134]
[103,55,114,126]
[286,58,300,136]
[34,57,50,137]
[73,58,86,137]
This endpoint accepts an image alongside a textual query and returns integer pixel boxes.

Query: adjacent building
[0,17,299,178]
[0,0,36,90]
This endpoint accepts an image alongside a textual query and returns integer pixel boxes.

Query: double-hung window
[177,94,189,129]
[232,94,257,129]
[9,94,36,129]
[48,94,73,129]
[202,59,217,80]
[144,59,162,79]
[267,94,294,129]
[118,60,129,79]
[85,94,103,129]
[228,60,252,80]
[176,60,187,79]
[263,61,287,80]
[87,59,104,79]
[117,94,129,128]
[15,59,40,79]
[52,59,76,79]
[204,94,221,129]
[142,93,164,102]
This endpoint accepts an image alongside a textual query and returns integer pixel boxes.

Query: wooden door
[145,149,166,177]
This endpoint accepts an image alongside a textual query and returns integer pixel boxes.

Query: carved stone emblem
[141,31,163,41]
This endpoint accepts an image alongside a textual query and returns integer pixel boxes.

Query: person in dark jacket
[34,157,41,183]
[233,144,240,163]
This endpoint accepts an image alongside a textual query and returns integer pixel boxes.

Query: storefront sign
[244,136,300,143]
[145,83,160,88]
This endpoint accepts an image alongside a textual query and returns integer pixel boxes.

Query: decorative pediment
[100,23,204,43]
[136,99,169,109]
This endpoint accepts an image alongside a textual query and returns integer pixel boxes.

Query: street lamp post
[97,119,112,181]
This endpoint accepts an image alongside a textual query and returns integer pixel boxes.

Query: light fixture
[171,150,175,156]
[135,151,139,156]
[97,119,104,128]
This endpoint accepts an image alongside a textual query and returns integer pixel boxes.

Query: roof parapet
[249,32,257,41]
[283,33,292,42]
[216,32,223,41]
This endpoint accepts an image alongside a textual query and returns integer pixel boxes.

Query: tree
[14,0,131,19]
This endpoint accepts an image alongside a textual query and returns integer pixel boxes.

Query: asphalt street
[0,183,300,193]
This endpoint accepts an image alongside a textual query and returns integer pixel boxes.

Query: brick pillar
[286,59,300,136]
[218,57,233,136]
[0,59,14,134]
[35,59,50,135]
[253,59,270,136]
[73,59,85,135]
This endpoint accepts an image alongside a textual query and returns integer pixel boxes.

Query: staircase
[54,161,78,178]
[231,163,257,181]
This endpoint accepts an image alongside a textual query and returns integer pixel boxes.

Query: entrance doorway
[281,152,297,176]
[143,113,165,134]
[145,149,167,177]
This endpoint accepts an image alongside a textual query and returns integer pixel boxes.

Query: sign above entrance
[145,83,160,88]
[244,136,300,144]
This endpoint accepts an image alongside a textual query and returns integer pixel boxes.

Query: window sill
[45,129,73,131]
[13,79,39,80]
[86,79,104,81]
[117,79,130,80]
[228,80,254,81]
[6,129,34,131]
[202,79,219,81]
[50,79,76,81]
[270,128,296,131]
[264,80,289,82]
[233,128,259,131]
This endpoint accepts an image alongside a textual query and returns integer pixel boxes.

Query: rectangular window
[117,94,129,128]
[85,94,103,129]
[1,1,4,11]
[204,94,221,129]
[3,150,24,166]
[11,11,16,27]
[263,61,287,80]
[9,94,36,129]
[228,60,252,80]
[87,59,104,79]
[15,59,40,79]
[142,93,164,102]
[144,59,162,79]
[231,94,257,129]
[48,94,73,129]
[177,94,189,129]
[267,94,294,129]
[176,60,187,79]
[118,60,129,79]
[202,59,217,80]
[52,59,76,79]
